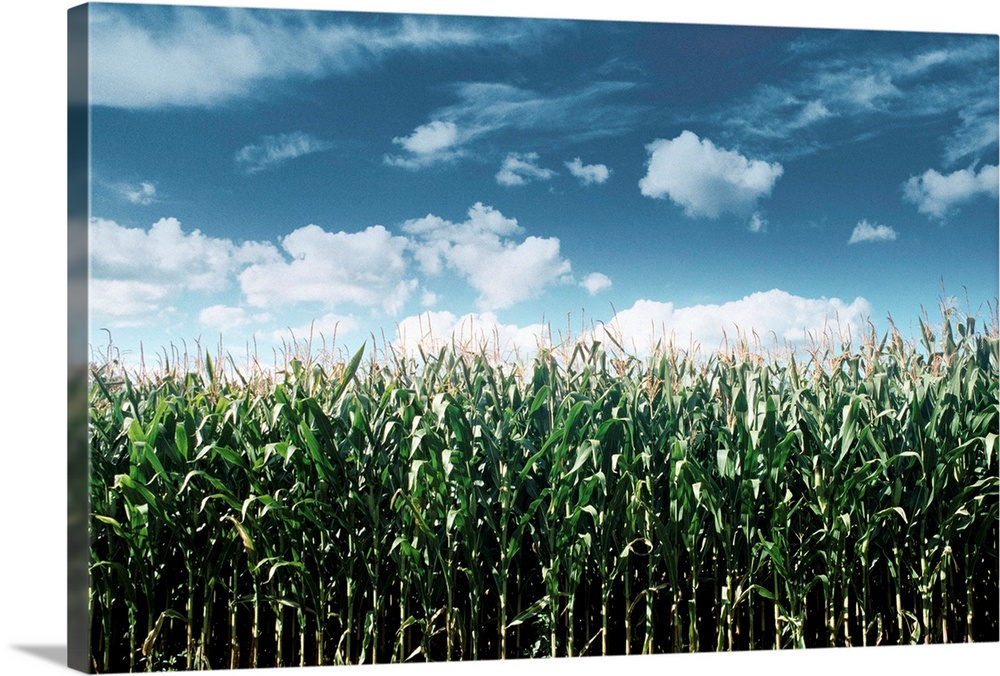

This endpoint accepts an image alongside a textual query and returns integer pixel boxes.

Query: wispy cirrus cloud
[748,213,768,234]
[496,152,557,187]
[942,100,1000,167]
[89,4,551,109]
[714,36,998,164]
[385,81,643,169]
[440,81,641,139]
[117,181,158,205]
[235,132,331,174]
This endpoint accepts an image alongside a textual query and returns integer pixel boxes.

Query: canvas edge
[68,3,91,673]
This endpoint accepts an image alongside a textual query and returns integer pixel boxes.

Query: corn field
[87,314,999,672]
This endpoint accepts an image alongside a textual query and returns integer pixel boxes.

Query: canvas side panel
[67,3,91,673]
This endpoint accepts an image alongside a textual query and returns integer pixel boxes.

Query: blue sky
[85,1,999,368]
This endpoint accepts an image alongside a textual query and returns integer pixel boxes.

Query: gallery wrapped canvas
[68,2,999,673]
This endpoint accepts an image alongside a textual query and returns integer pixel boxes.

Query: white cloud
[89,279,172,326]
[386,81,644,171]
[402,202,572,310]
[441,81,642,141]
[394,120,459,155]
[119,181,157,205]
[89,6,537,109]
[91,217,279,292]
[580,272,612,295]
[828,72,901,111]
[384,120,464,169]
[199,305,252,331]
[394,310,550,358]
[235,132,331,174]
[749,213,767,234]
[89,217,282,328]
[848,219,898,244]
[272,313,359,343]
[902,165,999,219]
[87,205,576,345]
[238,224,416,314]
[565,158,611,185]
[722,38,997,162]
[395,290,874,360]
[496,152,557,186]
[420,290,439,307]
[603,290,872,355]
[639,131,784,219]
[943,101,1000,166]
[790,100,834,129]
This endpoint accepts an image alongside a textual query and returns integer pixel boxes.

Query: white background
[1,1,997,674]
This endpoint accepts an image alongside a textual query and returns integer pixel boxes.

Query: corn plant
[88,313,999,671]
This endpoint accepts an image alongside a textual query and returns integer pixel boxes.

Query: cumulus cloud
[272,313,359,343]
[89,279,172,326]
[402,202,572,310]
[580,272,612,295]
[92,204,577,329]
[848,219,898,244]
[397,290,874,360]
[235,132,331,174]
[496,152,557,187]
[565,158,611,185]
[239,224,416,314]
[603,289,872,355]
[199,305,252,331]
[748,213,768,234]
[394,310,550,358]
[903,165,999,219]
[639,131,784,219]
[89,5,539,109]
[91,216,280,292]
[384,120,464,168]
[89,217,282,327]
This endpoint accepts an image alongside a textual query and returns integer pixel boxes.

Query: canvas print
[69,2,999,672]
